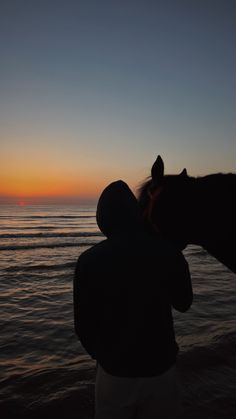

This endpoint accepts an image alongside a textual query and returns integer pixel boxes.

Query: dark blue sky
[1,0,235,201]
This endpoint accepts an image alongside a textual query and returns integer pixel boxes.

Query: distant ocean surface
[0,205,235,419]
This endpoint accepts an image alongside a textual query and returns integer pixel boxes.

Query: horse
[138,155,236,274]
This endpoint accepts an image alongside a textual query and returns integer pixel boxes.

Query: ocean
[0,204,235,419]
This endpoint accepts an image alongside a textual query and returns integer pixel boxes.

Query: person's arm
[73,255,97,359]
[169,251,193,312]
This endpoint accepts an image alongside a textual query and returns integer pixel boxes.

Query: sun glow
[0,161,104,204]
[17,201,26,207]
[1,138,125,204]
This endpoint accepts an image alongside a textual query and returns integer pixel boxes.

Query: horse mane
[136,177,151,208]
[194,173,236,201]
[138,172,235,197]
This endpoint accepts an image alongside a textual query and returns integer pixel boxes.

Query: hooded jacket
[74,181,192,377]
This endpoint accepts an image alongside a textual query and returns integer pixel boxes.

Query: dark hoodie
[74,181,192,377]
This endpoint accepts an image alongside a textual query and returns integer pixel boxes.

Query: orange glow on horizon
[0,165,103,200]
[1,143,108,202]
[0,146,139,204]
[0,167,115,204]
[0,178,101,200]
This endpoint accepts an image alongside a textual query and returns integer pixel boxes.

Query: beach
[0,204,236,418]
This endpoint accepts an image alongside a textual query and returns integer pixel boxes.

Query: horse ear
[180,168,188,177]
[151,155,164,181]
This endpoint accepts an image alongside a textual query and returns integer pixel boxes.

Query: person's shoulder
[77,239,110,266]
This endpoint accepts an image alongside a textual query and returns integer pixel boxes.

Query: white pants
[95,364,181,419]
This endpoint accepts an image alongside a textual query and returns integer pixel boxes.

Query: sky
[1,0,235,204]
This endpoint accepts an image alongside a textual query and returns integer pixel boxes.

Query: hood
[96,180,140,237]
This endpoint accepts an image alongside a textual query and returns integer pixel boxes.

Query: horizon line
[0,196,99,206]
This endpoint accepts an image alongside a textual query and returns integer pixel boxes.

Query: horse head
[138,156,236,273]
[138,155,195,249]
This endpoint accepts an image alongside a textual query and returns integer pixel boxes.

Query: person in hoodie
[73,180,193,419]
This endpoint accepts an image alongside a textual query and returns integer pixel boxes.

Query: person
[73,180,193,419]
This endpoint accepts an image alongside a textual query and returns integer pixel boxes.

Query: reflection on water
[0,205,236,418]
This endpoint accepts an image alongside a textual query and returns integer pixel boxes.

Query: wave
[0,232,102,239]
[0,242,98,251]
[5,261,76,272]
[1,226,58,230]
[184,246,208,257]
[0,215,95,219]
[179,330,236,371]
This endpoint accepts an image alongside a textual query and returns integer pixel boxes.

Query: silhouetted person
[74,181,193,419]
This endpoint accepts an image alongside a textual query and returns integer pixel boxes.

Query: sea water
[0,205,235,419]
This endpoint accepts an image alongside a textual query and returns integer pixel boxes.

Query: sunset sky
[1,0,235,204]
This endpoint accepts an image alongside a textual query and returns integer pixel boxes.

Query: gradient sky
[1,0,235,203]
